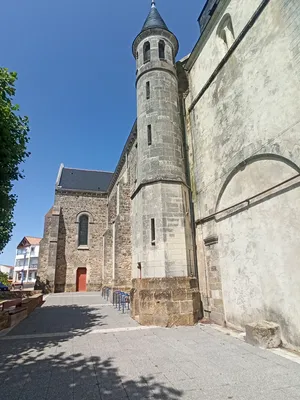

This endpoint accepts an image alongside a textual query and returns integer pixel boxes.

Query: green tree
[0,272,9,286]
[0,68,30,252]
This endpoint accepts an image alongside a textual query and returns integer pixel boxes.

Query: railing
[113,291,130,313]
[14,265,27,271]
[16,249,28,256]
[101,287,130,314]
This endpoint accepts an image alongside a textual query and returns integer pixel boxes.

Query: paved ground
[0,293,299,400]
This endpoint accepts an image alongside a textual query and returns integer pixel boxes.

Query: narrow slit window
[151,218,156,245]
[146,81,150,99]
[144,41,151,63]
[147,125,152,145]
[159,40,165,59]
[78,215,88,246]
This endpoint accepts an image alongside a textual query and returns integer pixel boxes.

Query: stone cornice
[55,188,108,198]
[132,28,179,58]
[131,178,189,200]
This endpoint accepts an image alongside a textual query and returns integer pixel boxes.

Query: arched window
[217,14,235,52]
[159,40,165,59]
[78,214,89,246]
[143,41,151,63]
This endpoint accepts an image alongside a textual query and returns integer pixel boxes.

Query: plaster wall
[185,0,300,348]
[217,159,300,348]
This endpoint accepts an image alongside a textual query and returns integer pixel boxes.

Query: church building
[38,0,300,351]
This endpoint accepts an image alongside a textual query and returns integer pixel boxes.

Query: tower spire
[140,0,168,32]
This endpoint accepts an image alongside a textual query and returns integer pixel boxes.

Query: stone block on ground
[245,320,282,348]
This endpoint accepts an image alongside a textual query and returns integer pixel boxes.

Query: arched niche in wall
[215,153,300,216]
[213,153,300,348]
[216,13,235,53]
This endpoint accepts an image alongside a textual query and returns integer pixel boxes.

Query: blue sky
[0,0,205,265]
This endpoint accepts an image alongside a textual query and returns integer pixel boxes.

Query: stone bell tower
[131,1,201,326]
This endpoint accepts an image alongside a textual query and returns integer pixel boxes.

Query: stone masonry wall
[36,208,53,287]
[103,226,113,285]
[104,159,133,288]
[114,178,132,286]
[54,190,107,292]
[128,140,138,194]
[131,277,202,326]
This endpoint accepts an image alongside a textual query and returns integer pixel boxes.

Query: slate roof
[141,2,168,32]
[198,0,220,34]
[58,167,113,193]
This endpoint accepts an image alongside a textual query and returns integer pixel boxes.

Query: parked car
[0,282,9,291]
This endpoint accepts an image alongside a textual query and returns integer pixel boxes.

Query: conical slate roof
[141,1,168,32]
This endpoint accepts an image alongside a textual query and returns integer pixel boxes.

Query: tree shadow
[0,302,183,399]
[0,311,183,399]
[5,304,107,337]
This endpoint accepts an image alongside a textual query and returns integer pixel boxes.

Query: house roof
[25,237,42,245]
[17,236,42,248]
[141,1,168,32]
[0,265,14,269]
[57,167,114,193]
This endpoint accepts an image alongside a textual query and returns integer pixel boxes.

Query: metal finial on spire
[141,0,168,32]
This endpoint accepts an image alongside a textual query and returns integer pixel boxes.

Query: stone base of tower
[131,277,202,326]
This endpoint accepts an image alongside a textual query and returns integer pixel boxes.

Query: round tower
[132,0,185,186]
[130,1,200,327]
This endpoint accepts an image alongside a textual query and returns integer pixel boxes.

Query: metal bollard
[115,291,119,308]
[122,294,125,313]
[118,293,121,311]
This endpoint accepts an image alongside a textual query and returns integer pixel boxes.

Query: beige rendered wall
[185,0,300,349]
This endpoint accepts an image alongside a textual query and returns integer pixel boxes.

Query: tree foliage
[0,272,9,286]
[0,68,30,253]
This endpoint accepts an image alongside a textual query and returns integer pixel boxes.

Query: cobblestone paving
[0,292,299,400]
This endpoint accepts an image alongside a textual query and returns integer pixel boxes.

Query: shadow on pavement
[6,304,108,336]
[0,304,182,399]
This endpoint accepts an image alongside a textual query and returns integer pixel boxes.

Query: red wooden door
[76,268,87,292]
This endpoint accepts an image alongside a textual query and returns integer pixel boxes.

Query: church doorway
[76,268,87,292]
